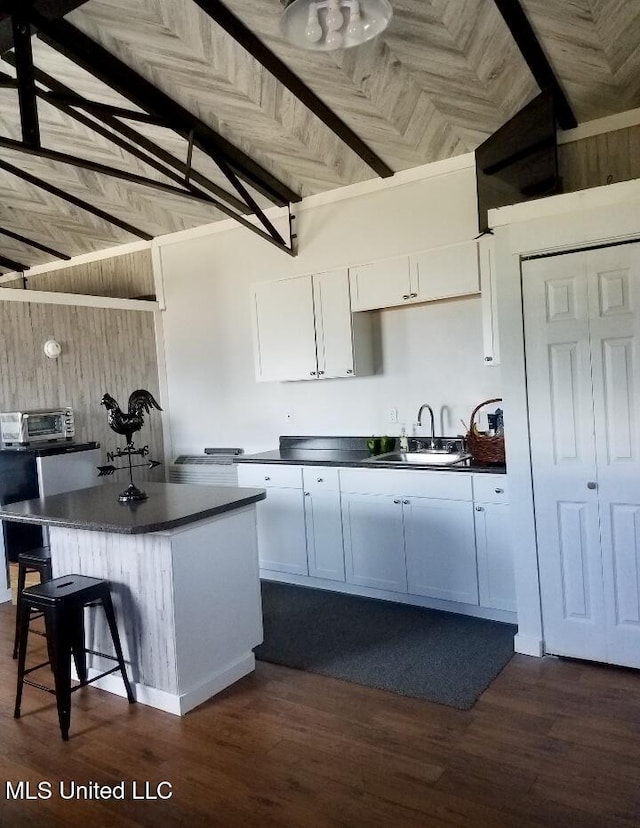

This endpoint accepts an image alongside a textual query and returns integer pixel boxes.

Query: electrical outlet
[388,407,398,423]
[284,409,294,423]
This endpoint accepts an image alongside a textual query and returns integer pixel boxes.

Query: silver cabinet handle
[409,293,417,298]
[494,488,504,494]
[587,481,597,490]
[476,506,484,511]
[393,499,401,504]
[402,294,410,300]
[264,476,270,481]
[316,478,323,483]
[318,371,325,376]
[304,491,310,496]
[485,356,493,362]
[403,499,410,505]
[310,371,317,376]
[346,369,353,374]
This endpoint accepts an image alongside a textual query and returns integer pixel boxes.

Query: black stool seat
[12,546,53,659]
[14,574,135,740]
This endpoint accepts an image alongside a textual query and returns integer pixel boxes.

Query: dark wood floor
[1,601,640,828]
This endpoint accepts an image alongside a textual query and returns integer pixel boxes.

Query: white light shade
[281,0,392,51]
[43,339,62,359]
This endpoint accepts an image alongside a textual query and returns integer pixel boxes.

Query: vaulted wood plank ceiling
[0,0,638,272]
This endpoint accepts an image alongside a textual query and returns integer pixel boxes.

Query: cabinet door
[342,493,407,592]
[254,487,308,575]
[304,489,345,581]
[312,269,355,378]
[253,277,318,381]
[404,497,478,604]
[412,241,480,303]
[479,235,500,365]
[349,257,411,311]
[474,502,516,612]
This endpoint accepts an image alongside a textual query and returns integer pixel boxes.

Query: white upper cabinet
[349,256,412,311]
[252,269,372,383]
[479,234,500,366]
[349,242,480,312]
[412,240,480,302]
[253,276,317,382]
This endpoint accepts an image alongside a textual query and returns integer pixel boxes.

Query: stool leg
[69,605,87,685]
[12,563,27,659]
[101,593,135,704]
[47,606,73,741]
[14,598,32,718]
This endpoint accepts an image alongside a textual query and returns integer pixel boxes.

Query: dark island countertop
[0,481,266,535]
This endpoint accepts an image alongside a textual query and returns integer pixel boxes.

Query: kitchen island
[0,481,266,715]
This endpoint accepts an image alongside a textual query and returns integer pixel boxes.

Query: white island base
[49,504,263,716]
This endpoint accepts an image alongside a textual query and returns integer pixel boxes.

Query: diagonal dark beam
[0,252,28,271]
[0,157,153,240]
[39,90,171,126]
[191,0,394,180]
[492,0,577,130]
[2,54,250,214]
[31,11,300,205]
[12,2,40,146]
[0,225,70,259]
[0,1,89,54]
[0,134,236,206]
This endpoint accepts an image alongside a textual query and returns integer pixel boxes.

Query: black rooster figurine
[101,389,162,448]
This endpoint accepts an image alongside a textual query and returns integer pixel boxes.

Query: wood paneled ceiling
[0,0,638,272]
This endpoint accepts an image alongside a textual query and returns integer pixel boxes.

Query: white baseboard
[514,633,544,657]
[79,652,256,716]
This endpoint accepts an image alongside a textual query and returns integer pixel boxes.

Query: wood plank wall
[25,250,154,298]
[0,251,164,481]
[559,124,640,193]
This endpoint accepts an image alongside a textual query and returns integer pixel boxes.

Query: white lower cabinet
[405,498,478,604]
[303,468,345,582]
[342,493,407,592]
[474,501,515,612]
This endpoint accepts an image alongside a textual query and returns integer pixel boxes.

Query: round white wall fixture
[43,339,62,359]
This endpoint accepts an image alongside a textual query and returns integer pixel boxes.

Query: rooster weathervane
[98,389,163,502]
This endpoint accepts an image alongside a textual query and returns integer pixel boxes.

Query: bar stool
[14,574,136,741]
[12,546,53,660]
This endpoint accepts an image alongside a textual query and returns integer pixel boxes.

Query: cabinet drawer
[302,466,340,492]
[237,463,302,489]
[472,474,508,504]
[339,468,472,500]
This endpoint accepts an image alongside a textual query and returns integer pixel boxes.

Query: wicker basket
[466,398,505,465]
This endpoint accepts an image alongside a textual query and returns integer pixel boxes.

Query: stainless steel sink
[369,451,471,466]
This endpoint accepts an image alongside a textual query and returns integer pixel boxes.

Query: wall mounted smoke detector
[43,339,62,359]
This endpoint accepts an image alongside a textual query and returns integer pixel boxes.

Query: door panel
[304,489,345,582]
[522,255,607,661]
[312,269,354,378]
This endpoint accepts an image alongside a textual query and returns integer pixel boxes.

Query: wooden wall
[559,124,640,193]
[0,251,164,481]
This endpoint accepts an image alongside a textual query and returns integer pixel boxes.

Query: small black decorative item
[98,389,163,502]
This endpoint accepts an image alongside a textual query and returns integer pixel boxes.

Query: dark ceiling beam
[0,1,89,54]
[492,0,577,130]
[39,90,171,126]
[0,225,70,259]
[31,11,300,205]
[191,0,394,180]
[0,252,28,271]
[2,54,250,214]
[0,134,234,206]
[12,2,40,146]
[0,157,153,240]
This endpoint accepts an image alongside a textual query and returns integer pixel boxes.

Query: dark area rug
[255,581,516,710]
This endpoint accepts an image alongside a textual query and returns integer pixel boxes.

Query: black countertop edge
[0,483,266,535]
[235,452,506,475]
[0,440,100,457]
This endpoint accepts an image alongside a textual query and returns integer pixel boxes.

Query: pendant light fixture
[281,0,393,51]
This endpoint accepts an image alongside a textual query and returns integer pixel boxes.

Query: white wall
[158,163,502,456]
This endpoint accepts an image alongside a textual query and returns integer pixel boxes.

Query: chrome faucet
[417,404,436,449]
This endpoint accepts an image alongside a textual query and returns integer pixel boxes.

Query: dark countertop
[235,448,506,474]
[0,440,100,457]
[0,481,266,535]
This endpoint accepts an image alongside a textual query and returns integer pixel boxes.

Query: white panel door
[254,487,308,575]
[348,256,411,311]
[523,255,607,661]
[404,497,478,604]
[253,276,318,381]
[342,493,407,592]
[312,269,355,379]
[588,244,640,668]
